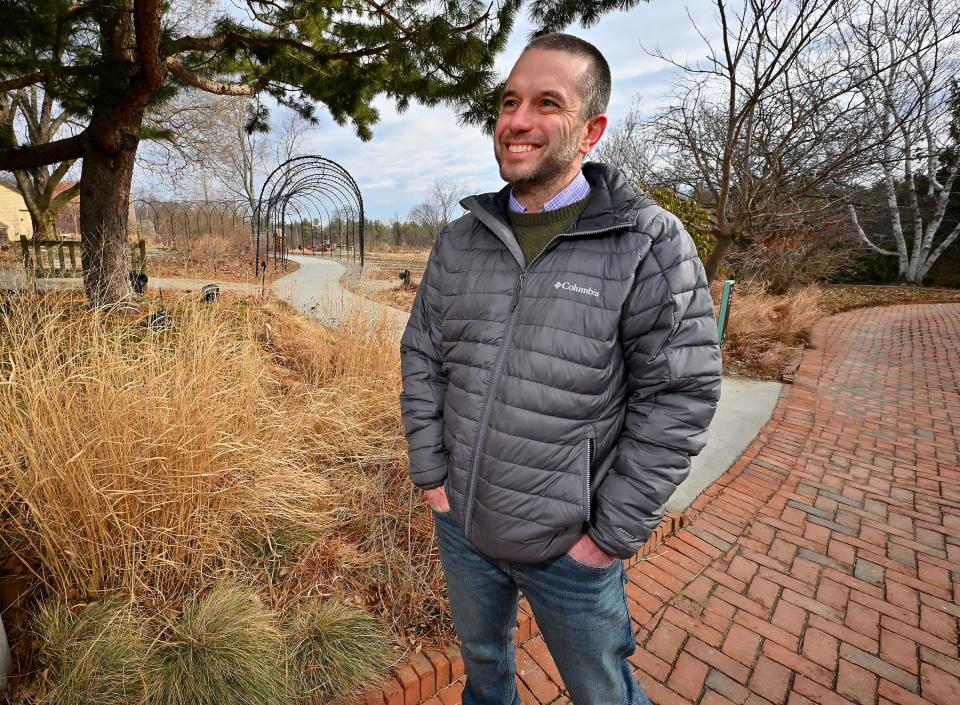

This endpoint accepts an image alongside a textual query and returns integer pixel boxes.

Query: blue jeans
[433,511,653,705]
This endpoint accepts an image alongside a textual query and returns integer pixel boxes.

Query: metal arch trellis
[132,198,253,246]
[254,156,365,276]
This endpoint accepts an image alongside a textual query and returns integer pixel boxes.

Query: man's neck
[512,168,583,213]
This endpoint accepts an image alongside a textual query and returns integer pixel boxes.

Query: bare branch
[847,204,897,256]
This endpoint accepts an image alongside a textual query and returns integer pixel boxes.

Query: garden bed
[721,283,960,379]
[0,289,449,703]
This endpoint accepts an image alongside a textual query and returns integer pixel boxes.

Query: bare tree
[592,98,669,189]
[727,205,860,292]
[847,0,960,284]
[273,110,315,164]
[207,99,269,214]
[0,84,80,239]
[634,0,927,282]
[135,89,236,200]
[141,97,316,212]
[409,181,470,242]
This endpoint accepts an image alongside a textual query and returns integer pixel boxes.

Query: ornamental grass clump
[0,294,331,601]
[718,283,822,378]
[286,600,391,700]
[145,583,289,705]
[35,597,146,705]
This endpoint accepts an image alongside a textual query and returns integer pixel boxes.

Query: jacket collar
[460,162,642,266]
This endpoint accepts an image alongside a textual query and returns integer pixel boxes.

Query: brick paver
[508,304,959,705]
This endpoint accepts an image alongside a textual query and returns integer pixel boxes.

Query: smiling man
[400,34,722,705]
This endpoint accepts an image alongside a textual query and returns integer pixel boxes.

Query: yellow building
[0,181,33,241]
[0,180,136,242]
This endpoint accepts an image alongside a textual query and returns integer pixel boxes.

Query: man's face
[494,48,602,187]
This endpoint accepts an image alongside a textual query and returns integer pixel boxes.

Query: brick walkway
[430,304,960,705]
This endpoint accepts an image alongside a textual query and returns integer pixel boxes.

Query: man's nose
[505,102,535,132]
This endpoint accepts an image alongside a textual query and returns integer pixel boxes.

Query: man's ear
[579,114,608,155]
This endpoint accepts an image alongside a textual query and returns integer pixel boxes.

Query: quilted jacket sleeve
[399,236,449,490]
[587,208,722,559]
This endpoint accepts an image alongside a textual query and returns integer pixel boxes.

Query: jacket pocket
[582,426,597,521]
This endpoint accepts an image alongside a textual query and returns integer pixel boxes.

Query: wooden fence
[20,239,147,278]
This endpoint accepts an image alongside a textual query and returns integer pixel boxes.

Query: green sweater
[507,196,591,266]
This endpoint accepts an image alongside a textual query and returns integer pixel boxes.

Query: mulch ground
[819,285,960,316]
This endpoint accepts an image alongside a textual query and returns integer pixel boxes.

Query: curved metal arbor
[132,199,252,246]
[254,156,365,275]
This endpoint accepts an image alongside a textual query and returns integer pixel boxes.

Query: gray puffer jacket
[400,163,721,562]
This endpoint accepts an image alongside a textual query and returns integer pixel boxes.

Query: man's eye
[503,99,519,109]
[541,99,556,108]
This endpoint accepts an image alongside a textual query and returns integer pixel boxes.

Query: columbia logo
[554,281,600,297]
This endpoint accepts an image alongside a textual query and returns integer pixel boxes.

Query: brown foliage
[719,284,822,379]
[147,232,297,284]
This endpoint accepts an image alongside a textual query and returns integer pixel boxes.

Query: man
[400,33,721,705]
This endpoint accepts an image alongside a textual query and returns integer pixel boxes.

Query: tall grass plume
[0,295,332,600]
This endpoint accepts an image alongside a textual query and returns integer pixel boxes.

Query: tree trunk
[704,233,735,283]
[79,134,138,306]
[29,209,58,240]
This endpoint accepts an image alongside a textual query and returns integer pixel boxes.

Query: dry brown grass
[365,270,403,282]
[256,298,451,648]
[147,231,297,284]
[0,289,449,659]
[368,283,418,312]
[0,293,332,601]
[719,284,823,379]
[364,244,430,260]
[719,283,960,379]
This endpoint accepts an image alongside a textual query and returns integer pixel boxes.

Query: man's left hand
[566,534,616,568]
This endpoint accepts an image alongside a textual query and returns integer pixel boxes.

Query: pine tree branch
[0,133,84,171]
[0,73,47,92]
[0,65,95,93]
[166,31,395,62]
[165,59,258,96]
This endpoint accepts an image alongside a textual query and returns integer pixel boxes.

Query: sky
[303,1,721,221]
[135,1,723,221]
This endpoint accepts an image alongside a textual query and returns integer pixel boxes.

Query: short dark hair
[523,33,611,118]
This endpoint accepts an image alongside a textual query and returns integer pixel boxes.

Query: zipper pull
[512,271,526,311]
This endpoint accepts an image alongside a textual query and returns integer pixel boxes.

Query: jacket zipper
[461,223,628,537]
[585,433,595,521]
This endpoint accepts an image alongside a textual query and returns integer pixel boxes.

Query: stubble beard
[495,131,582,188]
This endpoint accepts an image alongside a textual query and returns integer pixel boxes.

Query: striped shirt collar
[508,171,590,213]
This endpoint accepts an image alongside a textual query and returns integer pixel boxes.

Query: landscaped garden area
[0,290,450,702]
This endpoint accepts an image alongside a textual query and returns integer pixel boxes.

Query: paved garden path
[427,303,960,705]
[273,253,409,333]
